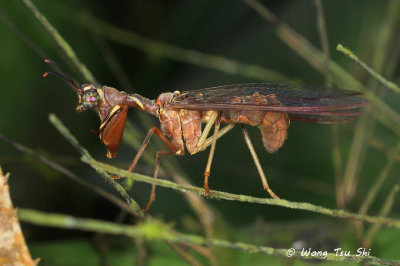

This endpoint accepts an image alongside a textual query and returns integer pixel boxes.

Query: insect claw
[203,170,212,196]
[264,186,280,199]
[203,190,211,197]
[203,185,211,197]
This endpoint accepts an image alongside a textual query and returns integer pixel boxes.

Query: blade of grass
[70,5,400,216]
[314,0,331,85]
[337,44,400,95]
[48,113,144,218]
[77,11,289,82]
[313,0,344,206]
[91,34,134,90]
[385,32,400,76]
[21,0,98,86]
[338,0,400,204]
[359,141,400,216]
[369,136,400,164]
[124,127,222,264]
[242,0,361,88]
[0,133,138,216]
[17,1,220,261]
[18,208,400,265]
[48,112,400,228]
[0,10,47,59]
[340,111,374,205]
[94,42,220,264]
[244,0,400,208]
[81,157,400,229]
[363,182,400,248]
[369,0,400,76]
[243,0,400,139]
[354,139,400,237]
[47,113,223,263]
[166,241,203,266]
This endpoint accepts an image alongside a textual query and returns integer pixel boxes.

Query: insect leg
[192,111,234,154]
[143,150,176,212]
[192,111,218,154]
[127,127,180,173]
[123,127,182,211]
[203,112,221,195]
[240,124,280,199]
[199,123,235,152]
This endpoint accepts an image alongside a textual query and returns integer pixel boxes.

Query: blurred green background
[1,0,400,265]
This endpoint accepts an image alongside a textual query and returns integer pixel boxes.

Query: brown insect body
[154,91,289,156]
[219,93,289,153]
[96,86,158,158]
[44,60,368,210]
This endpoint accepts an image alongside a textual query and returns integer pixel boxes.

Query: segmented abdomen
[180,109,202,154]
[220,93,290,153]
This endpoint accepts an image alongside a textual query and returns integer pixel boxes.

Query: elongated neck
[127,94,158,116]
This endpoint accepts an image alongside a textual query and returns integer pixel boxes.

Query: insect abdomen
[220,110,289,152]
[220,92,290,153]
[258,112,289,153]
[159,108,185,154]
[180,110,202,154]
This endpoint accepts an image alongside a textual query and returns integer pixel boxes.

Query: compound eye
[82,90,100,109]
[77,85,100,112]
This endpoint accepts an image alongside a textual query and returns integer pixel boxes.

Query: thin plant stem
[47,113,224,264]
[47,1,218,246]
[340,112,372,206]
[354,140,400,237]
[77,12,289,82]
[166,241,203,266]
[337,0,400,205]
[0,133,138,216]
[369,0,400,76]
[363,183,400,248]
[48,113,400,229]
[243,0,400,139]
[314,0,331,85]
[92,34,134,90]
[385,32,400,76]
[369,136,400,164]
[20,0,220,258]
[95,44,219,263]
[18,208,400,265]
[21,0,98,86]
[0,10,47,60]
[83,157,400,229]
[48,114,144,218]
[359,141,400,216]
[313,0,344,206]
[337,44,400,95]
[171,174,215,239]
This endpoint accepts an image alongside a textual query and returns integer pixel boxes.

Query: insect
[44,59,368,210]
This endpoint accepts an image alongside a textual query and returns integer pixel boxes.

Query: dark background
[1,0,400,265]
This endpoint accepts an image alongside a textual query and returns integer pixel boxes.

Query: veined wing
[165,83,369,116]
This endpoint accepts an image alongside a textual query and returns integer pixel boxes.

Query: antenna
[43,59,81,93]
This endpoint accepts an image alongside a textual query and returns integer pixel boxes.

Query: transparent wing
[165,83,368,117]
